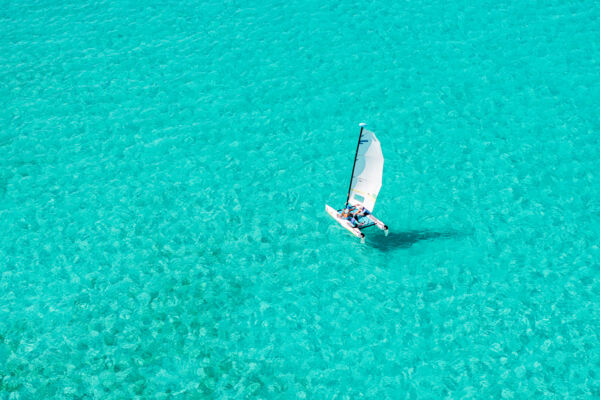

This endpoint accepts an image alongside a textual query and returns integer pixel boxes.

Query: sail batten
[347,129,383,211]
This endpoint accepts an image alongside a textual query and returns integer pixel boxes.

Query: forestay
[348,129,383,211]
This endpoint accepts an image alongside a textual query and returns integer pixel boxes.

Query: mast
[346,122,367,205]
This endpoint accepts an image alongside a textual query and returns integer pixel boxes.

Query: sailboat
[325,123,389,240]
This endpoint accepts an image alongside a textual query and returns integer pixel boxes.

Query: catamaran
[326,123,389,240]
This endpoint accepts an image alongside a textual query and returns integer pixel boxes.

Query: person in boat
[347,214,360,227]
[341,207,359,227]
[354,207,370,227]
[354,205,370,217]
[347,205,370,219]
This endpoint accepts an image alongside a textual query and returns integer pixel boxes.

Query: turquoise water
[1,0,600,398]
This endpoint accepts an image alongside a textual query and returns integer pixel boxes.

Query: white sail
[348,129,383,211]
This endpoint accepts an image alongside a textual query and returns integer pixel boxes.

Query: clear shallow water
[1,0,599,398]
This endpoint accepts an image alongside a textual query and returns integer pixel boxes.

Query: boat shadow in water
[367,230,457,251]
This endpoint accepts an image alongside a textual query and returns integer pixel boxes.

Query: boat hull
[366,213,388,232]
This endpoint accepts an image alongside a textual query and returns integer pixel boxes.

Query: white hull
[366,213,389,233]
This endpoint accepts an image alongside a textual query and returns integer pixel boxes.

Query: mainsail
[347,128,383,212]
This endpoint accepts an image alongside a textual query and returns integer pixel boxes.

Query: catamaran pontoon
[325,123,388,240]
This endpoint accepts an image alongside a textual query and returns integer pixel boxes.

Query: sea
[1,0,599,398]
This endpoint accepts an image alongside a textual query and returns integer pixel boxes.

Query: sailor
[355,206,369,217]
[341,208,359,227]
[347,214,359,227]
